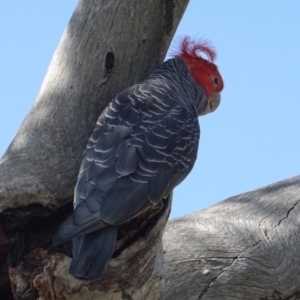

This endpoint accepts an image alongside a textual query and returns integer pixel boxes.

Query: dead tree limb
[0,0,188,298]
[161,175,300,300]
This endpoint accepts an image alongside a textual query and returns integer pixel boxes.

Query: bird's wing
[53,81,199,245]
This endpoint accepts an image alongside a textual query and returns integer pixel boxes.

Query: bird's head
[173,36,224,115]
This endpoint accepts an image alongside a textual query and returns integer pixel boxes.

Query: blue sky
[1,1,300,219]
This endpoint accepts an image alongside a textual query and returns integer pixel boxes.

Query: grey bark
[0,0,187,210]
[161,175,300,300]
[0,0,188,298]
[9,195,172,300]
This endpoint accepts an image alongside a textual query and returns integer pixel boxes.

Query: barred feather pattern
[53,58,207,280]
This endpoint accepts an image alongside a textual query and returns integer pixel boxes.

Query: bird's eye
[214,77,219,85]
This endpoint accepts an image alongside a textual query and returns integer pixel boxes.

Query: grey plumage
[53,58,210,280]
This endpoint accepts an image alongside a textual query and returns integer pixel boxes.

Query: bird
[53,36,224,280]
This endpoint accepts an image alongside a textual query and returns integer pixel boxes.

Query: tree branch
[0,0,188,298]
[161,175,300,300]
[0,0,188,211]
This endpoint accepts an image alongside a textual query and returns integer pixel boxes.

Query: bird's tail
[69,226,118,280]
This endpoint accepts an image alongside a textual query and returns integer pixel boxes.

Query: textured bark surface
[9,196,171,300]
[161,175,300,300]
[0,0,188,211]
[0,0,188,298]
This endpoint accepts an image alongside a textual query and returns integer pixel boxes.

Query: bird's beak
[209,92,221,113]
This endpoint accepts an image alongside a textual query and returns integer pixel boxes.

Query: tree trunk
[0,0,188,299]
[161,175,300,300]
